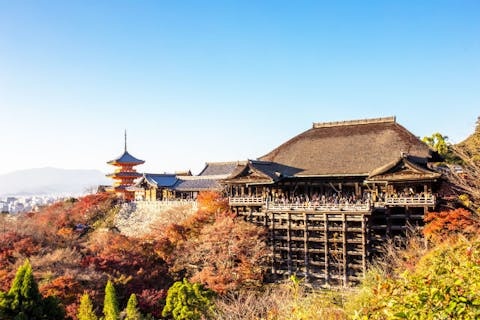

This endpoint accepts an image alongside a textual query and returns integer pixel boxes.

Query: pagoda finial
[124,129,127,152]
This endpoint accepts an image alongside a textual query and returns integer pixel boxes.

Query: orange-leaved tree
[424,208,480,240]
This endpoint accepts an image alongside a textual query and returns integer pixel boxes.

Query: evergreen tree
[0,260,65,319]
[78,293,98,320]
[103,280,119,320]
[162,278,214,320]
[125,293,142,320]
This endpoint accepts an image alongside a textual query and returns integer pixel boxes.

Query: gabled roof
[135,173,224,192]
[173,179,222,191]
[198,161,246,177]
[259,117,434,176]
[367,156,441,182]
[136,173,178,188]
[224,160,303,184]
[107,151,145,165]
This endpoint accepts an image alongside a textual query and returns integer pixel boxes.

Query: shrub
[162,278,215,320]
[350,237,480,319]
[103,280,119,320]
[77,293,98,320]
[125,293,142,320]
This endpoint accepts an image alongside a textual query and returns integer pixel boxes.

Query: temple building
[130,161,244,201]
[224,116,443,286]
[106,133,145,201]
[105,117,445,286]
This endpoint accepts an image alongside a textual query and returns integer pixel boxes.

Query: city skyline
[1,1,479,175]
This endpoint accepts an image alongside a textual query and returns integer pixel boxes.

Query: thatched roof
[259,117,434,177]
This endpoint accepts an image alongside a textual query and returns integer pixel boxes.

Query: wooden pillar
[324,213,329,284]
[361,215,367,278]
[287,212,292,275]
[303,212,309,281]
[271,212,276,275]
[355,182,360,197]
[342,213,347,287]
[386,208,391,237]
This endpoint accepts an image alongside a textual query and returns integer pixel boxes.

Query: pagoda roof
[106,171,142,178]
[259,116,436,177]
[107,151,145,165]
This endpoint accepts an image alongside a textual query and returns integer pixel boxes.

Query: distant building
[130,162,244,201]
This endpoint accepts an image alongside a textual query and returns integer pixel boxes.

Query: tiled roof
[144,174,178,188]
[173,178,221,191]
[107,151,145,165]
[198,161,245,177]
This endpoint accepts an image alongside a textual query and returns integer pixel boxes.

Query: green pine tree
[0,260,65,320]
[162,278,214,320]
[103,280,119,320]
[125,293,142,320]
[78,293,98,320]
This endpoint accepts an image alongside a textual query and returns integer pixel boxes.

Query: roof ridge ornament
[312,116,396,129]
[124,129,127,152]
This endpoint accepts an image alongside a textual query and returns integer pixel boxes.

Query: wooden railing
[228,197,370,211]
[266,202,371,212]
[383,195,436,206]
[229,195,436,209]
[228,197,264,206]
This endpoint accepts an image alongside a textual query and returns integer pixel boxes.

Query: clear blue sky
[0,1,479,175]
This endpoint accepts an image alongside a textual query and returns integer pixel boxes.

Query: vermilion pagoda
[106,132,144,200]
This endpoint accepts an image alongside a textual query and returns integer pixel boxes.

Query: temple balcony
[228,196,264,206]
[266,202,371,212]
[378,195,436,207]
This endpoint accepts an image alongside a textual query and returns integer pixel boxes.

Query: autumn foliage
[146,192,268,294]
[423,208,480,240]
[0,191,268,319]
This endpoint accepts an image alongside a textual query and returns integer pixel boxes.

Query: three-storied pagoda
[106,132,145,200]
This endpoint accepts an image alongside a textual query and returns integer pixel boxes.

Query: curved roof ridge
[107,151,145,165]
[312,116,396,129]
[259,118,432,176]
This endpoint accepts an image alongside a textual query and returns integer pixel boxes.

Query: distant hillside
[457,116,480,164]
[0,167,111,196]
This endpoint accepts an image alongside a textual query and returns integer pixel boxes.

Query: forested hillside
[1,119,480,319]
[0,192,267,319]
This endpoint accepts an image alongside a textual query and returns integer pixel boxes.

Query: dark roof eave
[107,160,145,165]
[294,173,369,178]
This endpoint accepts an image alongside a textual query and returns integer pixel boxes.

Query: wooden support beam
[324,213,329,283]
[342,213,347,287]
[361,215,367,277]
[304,212,309,282]
[287,212,292,275]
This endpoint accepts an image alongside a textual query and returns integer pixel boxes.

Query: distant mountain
[0,167,111,196]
